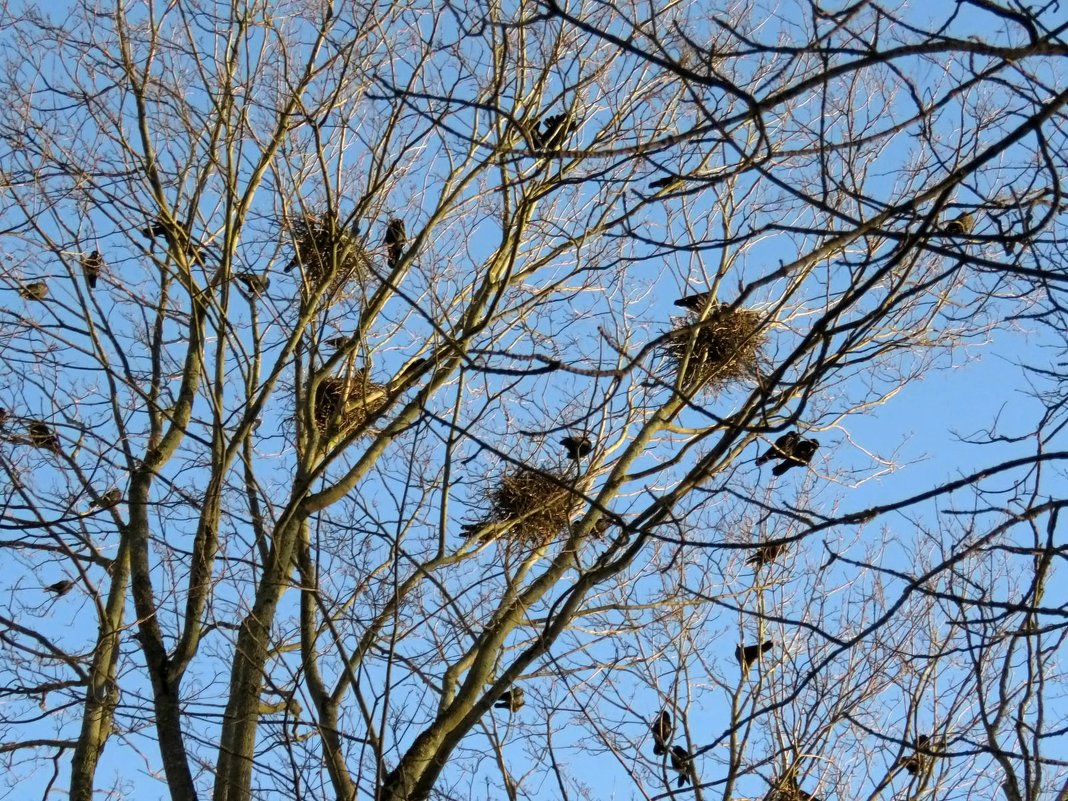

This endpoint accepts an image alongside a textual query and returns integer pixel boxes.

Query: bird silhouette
[756,431,800,465]
[140,220,168,240]
[541,113,578,150]
[735,640,774,670]
[45,580,74,597]
[670,745,693,788]
[746,541,786,569]
[772,438,819,476]
[0,408,7,429]
[560,435,593,461]
[942,212,974,236]
[673,291,717,311]
[18,281,48,301]
[28,421,60,453]
[897,734,943,775]
[775,774,820,801]
[494,687,525,712]
[384,219,406,268]
[82,251,104,289]
[649,175,682,190]
[88,488,122,510]
[234,273,269,295]
[650,710,672,755]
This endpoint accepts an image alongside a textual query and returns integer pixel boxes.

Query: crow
[942,212,974,236]
[18,281,48,301]
[45,580,74,597]
[82,251,104,289]
[651,710,672,756]
[0,408,7,429]
[735,640,774,670]
[385,219,406,268]
[561,435,593,461]
[140,220,169,240]
[673,291,716,311]
[28,421,60,453]
[234,272,270,295]
[494,687,525,712]
[325,336,349,349]
[898,734,943,775]
[541,113,578,150]
[88,488,122,510]
[772,438,819,476]
[649,174,683,190]
[756,431,800,465]
[746,541,786,569]
[670,745,693,788]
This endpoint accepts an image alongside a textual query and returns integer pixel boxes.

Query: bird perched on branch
[234,272,269,295]
[897,734,943,775]
[88,488,122,510]
[527,112,579,152]
[674,291,717,311]
[670,745,693,788]
[747,541,786,569]
[140,219,169,240]
[650,710,673,756]
[735,640,774,670]
[772,438,819,476]
[28,421,60,453]
[494,687,525,713]
[560,434,593,461]
[384,219,406,268]
[942,212,974,236]
[756,431,800,465]
[44,579,74,597]
[18,281,48,301]
[82,251,104,289]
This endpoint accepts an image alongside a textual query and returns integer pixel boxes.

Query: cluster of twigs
[313,373,386,439]
[662,305,766,392]
[287,213,371,301]
[467,466,577,546]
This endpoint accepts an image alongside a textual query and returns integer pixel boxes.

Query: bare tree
[0,1,1065,801]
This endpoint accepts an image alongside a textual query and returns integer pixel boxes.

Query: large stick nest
[661,305,766,393]
[287,213,372,301]
[313,373,387,440]
[470,466,578,546]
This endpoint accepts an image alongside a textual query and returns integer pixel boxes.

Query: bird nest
[662,305,766,393]
[287,213,372,301]
[313,374,386,439]
[471,466,577,546]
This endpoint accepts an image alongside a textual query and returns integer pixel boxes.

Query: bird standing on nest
[735,640,774,671]
[82,251,104,289]
[674,291,718,311]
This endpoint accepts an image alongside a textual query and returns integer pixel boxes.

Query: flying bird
[494,687,525,713]
[560,435,593,461]
[88,488,122,510]
[82,251,104,289]
[384,219,406,268]
[942,212,974,236]
[650,710,672,756]
[28,421,60,453]
[670,745,693,788]
[44,580,74,597]
[746,541,786,569]
[756,431,800,465]
[772,438,819,476]
[234,272,269,295]
[18,281,48,301]
[735,640,774,670]
[673,291,717,311]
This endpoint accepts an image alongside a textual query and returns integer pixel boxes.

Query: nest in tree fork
[287,213,372,301]
[661,305,766,393]
[313,373,387,439]
[473,467,577,546]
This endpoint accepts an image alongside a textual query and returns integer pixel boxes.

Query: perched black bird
[772,438,819,476]
[45,579,74,597]
[234,272,269,295]
[88,488,122,510]
[397,357,427,381]
[735,640,774,670]
[494,687,525,713]
[325,336,349,349]
[650,710,672,756]
[384,219,406,268]
[18,281,48,301]
[0,408,8,429]
[140,220,169,240]
[649,174,683,190]
[673,291,717,311]
[942,212,974,236]
[756,431,800,466]
[561,435,593,461]
[28,421,60,453]
[670,745,693,788]
[541,113,578,150]
[82,251,104,289]
[897,734,943,775]
[746,541,787,569]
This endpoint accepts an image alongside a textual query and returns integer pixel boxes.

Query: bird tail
[771,460,795,476]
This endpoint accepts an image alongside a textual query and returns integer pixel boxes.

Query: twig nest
[469,466,577,546]
[661,304,766,393]
[313,372,387,439]
[286,213,372,303]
